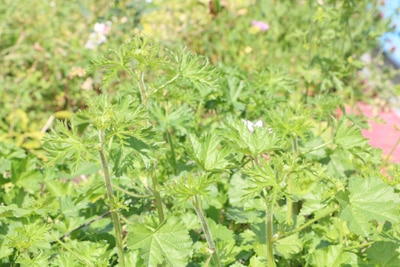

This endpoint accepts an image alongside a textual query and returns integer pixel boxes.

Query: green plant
[42,37,400,266]
[1,1,400,266]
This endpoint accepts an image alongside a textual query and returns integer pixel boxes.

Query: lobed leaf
[333,118,369,149]
[127,216,193,267]
[221,118,281,156]
[336,176,400,236]
[186,133,232,172]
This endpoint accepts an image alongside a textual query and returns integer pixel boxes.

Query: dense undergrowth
[1,0,400,266]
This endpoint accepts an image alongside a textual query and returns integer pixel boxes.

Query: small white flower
[242,119,263,133]
[85,21,112,49]
[93,21,111,35]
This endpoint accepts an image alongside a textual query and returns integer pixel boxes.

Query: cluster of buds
[85,21,112,49]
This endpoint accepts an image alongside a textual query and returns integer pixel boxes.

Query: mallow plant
[1,36,399,266]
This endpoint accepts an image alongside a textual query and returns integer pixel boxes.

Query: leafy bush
[1,1,400,267]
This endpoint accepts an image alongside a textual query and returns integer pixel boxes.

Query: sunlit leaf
[309,245,358,267]
[127,216,193,267]
[336,176,400,236]
[186,133,232,172]
[334,118,369,149]
[366,241,400,267]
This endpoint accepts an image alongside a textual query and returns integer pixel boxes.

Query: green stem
[287,135,298,226]
[383,136,400,167]
[150,170,165,222]
[166,130,177,174]
[192,195,221,267]
[278,205,339,240]
[113,184,152,198]
[344,241,373,252]
[136,71,149,127]
[50,233,95,267]
[298,140,333,157]
[264,188,276,267]
[98,130,125,267]
[135,70,165,224]
[157,73,180,91]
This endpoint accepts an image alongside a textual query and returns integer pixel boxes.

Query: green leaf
[16,252,50,267]
[10,156,42,193]
[309,245,358,267]
[186,133,232,172]
[168,48,219,98]
[242,156,286,199]
[274,233,303,259]
[0,204,30,218]
[164,172,215,202]
[52,240,111,267]
[6,221,51,253]
[43,121,97,172]
[221,118,281,156]
[334,118,369,149]
[366,241,400,267]
[336,176,400,236]
[149,102,195,136]
[208,220,241,265]
[265,105,313,139]
[327,148,354,177]
[91,36,163,85]
[127,216,193,267]
[0,237,13,260]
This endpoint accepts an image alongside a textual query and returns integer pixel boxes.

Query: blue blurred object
[380,32,400,66]
[377,0,400,18]
[389,14,400,33]
[378,0,400,66]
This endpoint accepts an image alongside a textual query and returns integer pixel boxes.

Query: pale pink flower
[93,22,111,35]
[251,20,269,31]
[85,21,112,49]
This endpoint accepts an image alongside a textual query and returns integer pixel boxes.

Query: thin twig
[51,211,111,245]
[41,114,55,133]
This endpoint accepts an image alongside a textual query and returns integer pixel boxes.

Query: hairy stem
[264,188,277,267]
[287,135,298,226]
[266,208,275,267]
[98,130,125,267]
[192,195,221,267]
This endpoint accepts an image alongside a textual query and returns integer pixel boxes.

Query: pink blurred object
[251,20,269,31]
[346,102,400,163]
[85,21,112,49]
